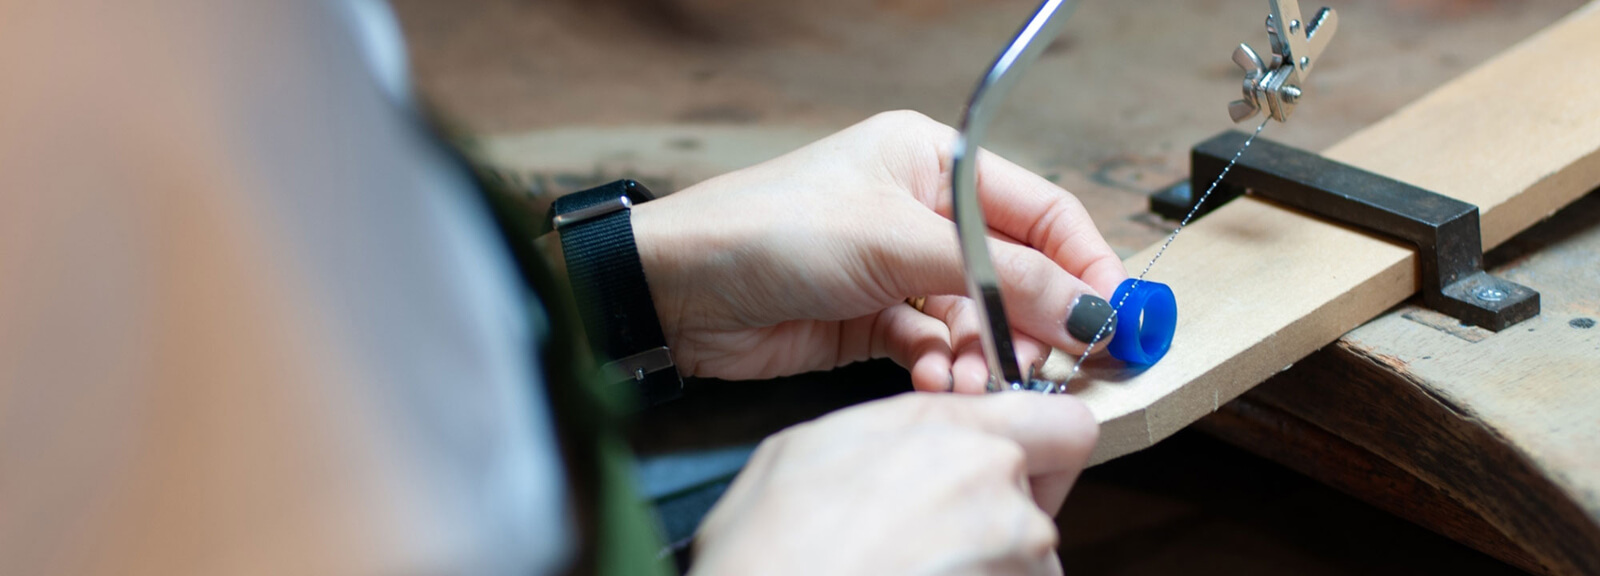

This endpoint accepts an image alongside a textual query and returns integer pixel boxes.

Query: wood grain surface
[1040,1,1600,464]
[1205,186,1600,575]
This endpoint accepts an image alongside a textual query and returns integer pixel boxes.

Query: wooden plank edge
[1196,394,1549,575]
[1247,342,1600,576]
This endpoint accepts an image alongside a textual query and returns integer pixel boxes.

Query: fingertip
[1064,293,1116,347]
[910,353,954,392]
[952,357,990,394]
[989,391,1099,456]
[1044,393,1100,455]
[876,303,954,386]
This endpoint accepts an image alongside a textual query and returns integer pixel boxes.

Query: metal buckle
[602,346,676,384]
[552,194,633,231]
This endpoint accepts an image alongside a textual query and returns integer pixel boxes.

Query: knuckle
[978,436,1028,477]
[1035,194,1081,249]
[996,248,1055,302]
[863,110,957,151]
[869,109,936,131]
[756,424,802,456]
[1018,507,1060,558]
[1044,191,1087,224]
[1018,259,1057,302]
[855,111,953,190]
[887,424,973,468]
[986,389,1034,414]
[900,393,960,426]
[850,393,952,435]
[943,297,977,332]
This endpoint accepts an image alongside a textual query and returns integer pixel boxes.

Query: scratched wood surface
[407,0,1589,258]
[1038,1,1600,466]
[1201,190,1600,575]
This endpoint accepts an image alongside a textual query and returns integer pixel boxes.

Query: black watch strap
[550,180,682,406]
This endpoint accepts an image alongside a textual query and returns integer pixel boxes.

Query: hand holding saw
[951,0,1338,391]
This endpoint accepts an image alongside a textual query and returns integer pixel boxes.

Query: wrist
[621,193,686,360]
[545,180,684,404]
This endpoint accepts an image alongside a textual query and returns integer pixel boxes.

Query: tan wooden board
[1219,189,1600,576]
[1203,186,1600,575]
[1040,1,1600,465]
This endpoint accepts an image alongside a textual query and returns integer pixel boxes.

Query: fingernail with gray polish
[1066,294,1114,343]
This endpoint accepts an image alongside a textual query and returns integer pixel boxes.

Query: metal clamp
[1229,0,1338,123]
[1158,131,1539,331]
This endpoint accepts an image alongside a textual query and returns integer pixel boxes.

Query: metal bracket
[1151,130,1539,331]
[1229,0,1338,123]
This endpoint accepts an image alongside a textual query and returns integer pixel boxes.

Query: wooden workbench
[1199,190,1600,575]
[412,1,1600,572]
[1045,5,1600,571]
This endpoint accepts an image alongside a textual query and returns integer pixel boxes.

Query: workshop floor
[391,0,1585,573]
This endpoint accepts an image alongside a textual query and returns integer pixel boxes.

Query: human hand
[690,391,1098,576]
[631,110,1127,392]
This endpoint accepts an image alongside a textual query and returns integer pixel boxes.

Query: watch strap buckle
[552,194,632,231]
[602,346,676,383]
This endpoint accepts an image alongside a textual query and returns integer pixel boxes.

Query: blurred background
[391,1,1584,573]
[394,0,1582,257]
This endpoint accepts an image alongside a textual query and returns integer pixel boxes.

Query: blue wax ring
[1106,278,1177,366]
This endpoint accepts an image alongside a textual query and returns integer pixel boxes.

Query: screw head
[1475,287,1508,302]
[1290,19,1301,33]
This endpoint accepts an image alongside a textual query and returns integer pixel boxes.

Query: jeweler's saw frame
[952,0,1351,391]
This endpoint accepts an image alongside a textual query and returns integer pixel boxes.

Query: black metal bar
[1179,130,1539,331]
